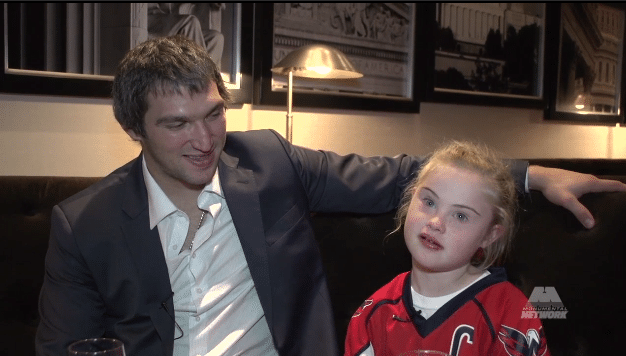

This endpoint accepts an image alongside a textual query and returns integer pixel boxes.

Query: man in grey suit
[35,35,626,356]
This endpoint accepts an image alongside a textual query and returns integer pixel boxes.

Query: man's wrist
[527,165,552,192]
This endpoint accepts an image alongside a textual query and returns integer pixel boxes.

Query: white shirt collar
[142,155,223,229]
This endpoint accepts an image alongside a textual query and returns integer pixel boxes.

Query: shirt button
[196,288,202,294]
[195,316,201,322]
[172,245,178,250]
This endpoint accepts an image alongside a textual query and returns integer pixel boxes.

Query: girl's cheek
[404,214,420,229]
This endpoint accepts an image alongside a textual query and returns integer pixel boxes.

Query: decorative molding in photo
[253,3,421,113]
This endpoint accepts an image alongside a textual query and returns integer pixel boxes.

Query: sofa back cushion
[2,159,626,356]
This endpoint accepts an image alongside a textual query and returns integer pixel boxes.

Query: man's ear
[482,224,505,249]
[125,128,143,142]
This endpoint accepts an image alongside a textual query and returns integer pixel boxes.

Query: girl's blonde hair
[394,141,518,270]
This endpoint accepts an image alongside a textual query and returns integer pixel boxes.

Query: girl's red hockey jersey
[345,268,550,356]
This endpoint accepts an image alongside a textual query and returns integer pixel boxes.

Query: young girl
[344,141,550,356]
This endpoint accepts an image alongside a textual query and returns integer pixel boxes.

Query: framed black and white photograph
[1,2,253,103]
[544,3,625,124]
[424,3,546,108]
[253,3,421,112]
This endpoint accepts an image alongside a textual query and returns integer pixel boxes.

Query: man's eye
[166,121,186,129]
[206,108,225,121]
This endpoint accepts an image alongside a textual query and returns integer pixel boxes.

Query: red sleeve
[344,273,408,356]
[344,299,374,356]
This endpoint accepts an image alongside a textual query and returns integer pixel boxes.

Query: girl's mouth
[420,233,443,250]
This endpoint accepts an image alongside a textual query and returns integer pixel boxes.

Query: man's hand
[528,165,626,229]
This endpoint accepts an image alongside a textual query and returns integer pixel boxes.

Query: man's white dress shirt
[142,158,279,356]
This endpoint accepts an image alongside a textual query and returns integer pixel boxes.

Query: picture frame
[0,2,253,104]
[544,3,626,124]
[422,3,547,108]
[253,3,422,113]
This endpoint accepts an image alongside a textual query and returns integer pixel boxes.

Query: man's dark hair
[112,35,231,137]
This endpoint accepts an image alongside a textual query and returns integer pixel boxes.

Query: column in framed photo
[272,3,416,100]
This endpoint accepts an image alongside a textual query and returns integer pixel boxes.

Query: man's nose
[190,121,213,151]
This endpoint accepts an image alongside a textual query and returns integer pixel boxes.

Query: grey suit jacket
[36,130,527,356]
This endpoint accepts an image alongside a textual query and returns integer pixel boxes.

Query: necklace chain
[197,210,207,231]
[190,210,207,250]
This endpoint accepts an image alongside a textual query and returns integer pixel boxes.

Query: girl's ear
[481,224,505,248]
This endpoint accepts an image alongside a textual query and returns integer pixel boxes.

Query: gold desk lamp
[271,44,363,142]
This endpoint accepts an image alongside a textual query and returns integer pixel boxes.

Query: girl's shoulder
[369,271,410,301]
[475,269,530,310]
[351,272,410,319]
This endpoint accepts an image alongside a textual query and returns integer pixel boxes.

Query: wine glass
[67,338,126,356]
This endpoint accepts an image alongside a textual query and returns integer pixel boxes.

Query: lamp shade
[271,44,363,79]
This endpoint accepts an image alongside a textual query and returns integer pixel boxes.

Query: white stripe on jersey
[359,343,375,356]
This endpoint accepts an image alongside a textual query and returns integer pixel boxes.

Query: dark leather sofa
[2,159,626,356]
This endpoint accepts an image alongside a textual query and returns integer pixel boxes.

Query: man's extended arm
[282,130,626,228]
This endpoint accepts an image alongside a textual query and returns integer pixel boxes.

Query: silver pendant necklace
[190,210,207,250]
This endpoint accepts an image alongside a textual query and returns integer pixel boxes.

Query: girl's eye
[423,198,435,207]
[455,213,468,222]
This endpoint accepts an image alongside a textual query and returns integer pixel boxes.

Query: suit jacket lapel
[219,151,273,328]
[120,157,175,355]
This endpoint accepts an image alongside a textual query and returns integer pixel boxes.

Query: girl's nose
[427,215,445,233]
